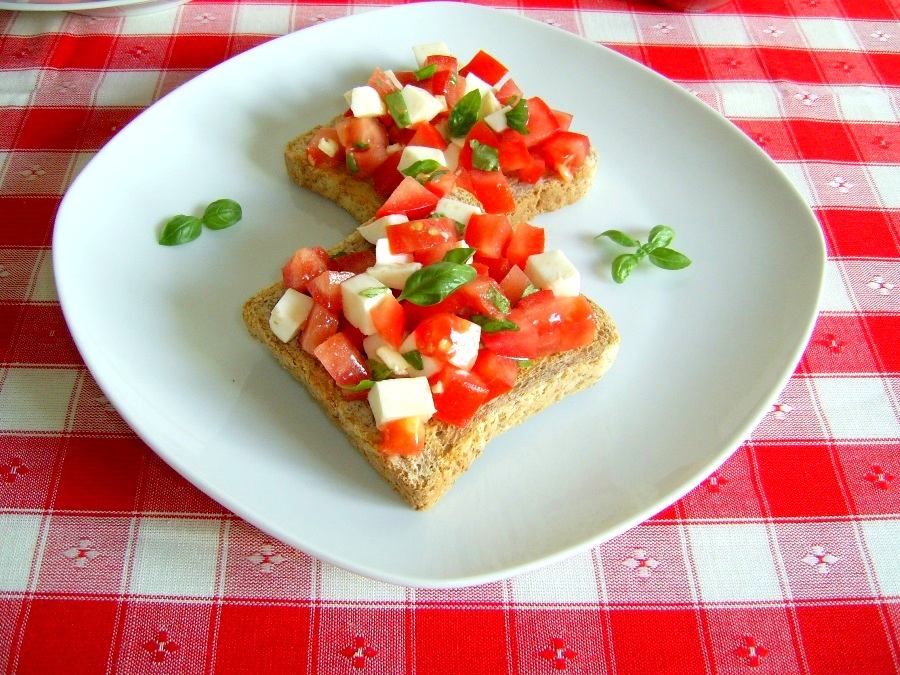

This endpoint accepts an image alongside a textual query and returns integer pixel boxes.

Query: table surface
[1,0,899,672]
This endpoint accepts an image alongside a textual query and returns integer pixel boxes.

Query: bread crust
[285,117,599,225]
[243,234,619,510]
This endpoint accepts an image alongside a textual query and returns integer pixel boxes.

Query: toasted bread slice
[242,231,619,510]
[285,118,599,226]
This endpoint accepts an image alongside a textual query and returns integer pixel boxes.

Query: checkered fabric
[1,0,899,672]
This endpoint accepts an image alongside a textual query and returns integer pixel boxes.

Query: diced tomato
[372,152,404,196]
[494,78,523,105]
[379,415,426,455]
[542,131,590,182]
[332,249,376,275]
[392,70,418,87]
[471,350,518,402]
[367,66,400,98]
[479,318,538,359]
[306,128,344,170]
[516,151,546,184]
[470,261,490,276]
[472,252,512,283]
[454,167,475,195]
[299,302,340,355]
[339,317,367,353]
[505,222,545,269]
[282,246,334,292]
[422,168,457,199]
[511,289,562,357]
[370,293,406,349]
[412,240,460,267]
[457,274,509,320]
[497,129,531,173]
[499,264,533,304]
[464,213,512,259]
[376,175,441,220]
[552,109,573,131]
[522,97,561,148]
[557,295,596,351]
[430,368,490,427]
[313,332,370,388]
[469,169,516,214]
[414,313,481,370]
[388,124,417,146]
[459,49,508,86]
[345,145,389,179]
[401,293,465,332]
[307,270,354,312]
[335,116,389,151]
[458,121,499,172]
[408,121,448,150]
[386,217,458,254]
[425,55,466,107]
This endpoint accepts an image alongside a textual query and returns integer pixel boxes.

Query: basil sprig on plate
[159,198,243,246]
[595,225,691,283]
[397,261,476,306]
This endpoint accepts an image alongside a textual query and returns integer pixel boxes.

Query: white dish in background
[53,2,825,588]
[0,0,188,16]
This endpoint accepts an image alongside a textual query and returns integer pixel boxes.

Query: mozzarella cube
[363,333,393,361]
[268,289,314,342]
[375,238,412,265]
[464,72,493,99]
[442,142,461,171]
[317,136,340,157]
[367,262,422,290]
[343,85,386,118]
[375,345,412,376]
[524,250,581,297]
[436,197,482,227]
[358,214,408,244]
[341,272,391,335]
[484,105,512,133]
[368,377,436,428]
[397,145,447,174]
[480,90,503,118]
[401,85,444,126]
[399,333,443,378]
[412,41,450,68]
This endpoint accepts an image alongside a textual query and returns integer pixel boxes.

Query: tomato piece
[282,246,334,292]
[331,249,376,274]
[454,166,475,195]
[412,240,460,267]
[367,66,400,98]
[523,97,561,148]
[497,129,531,173]
[306,128,344,170]
[499,264,533,304]
[379,415,426,455]
[307,270,354,312]
[313,331,370,387]
[542,131,590,182]
[392,70,418,87]
[299,302,340,355]
[511,289,562,357]
[386,217,458,254]
[408,121,448,150]
[376,175,441,220]
[425,55,466,106]
[516,151,546,184]
[464,213,512,259]
[422,168,457,199]
[459,49,508,86]
[494,78,523,105]
[345,145,389,179]
[472,252,512,283]
[471,350,518,402]
[552,109,573,131]
[469,169,516,214]
[458,121,499,172]
[414,313,481,370]
[557,295,596,351]
[479,319,538,359]
[430,368,490,427]
[335,116,388,151]
[370,293,406,349]
[457,274,509,320]
[505,222,545,269]
[400,293,466,333]
[372,151,404,197]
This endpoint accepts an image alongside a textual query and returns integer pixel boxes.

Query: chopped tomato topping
[299,302,340,355]
[331,249,377,274]
[464,213,512,259]
[430,368,490,427]
[414,313,481,370]
[379,415,425,455]
[307,128,344,170]
[372,152,404,197]
[370,293,406,349]
[408,121,448,150]
[459,49,508,86]
[386,217,458,254]
[313,332,370,388]
[471,350,518,402]
[307,270,354,312]
[542,131,590,181]
[282,246,334,292]
[505,222,545,269]
[376,175,441,220]
[469,168,516,214]
[522,97,561,148]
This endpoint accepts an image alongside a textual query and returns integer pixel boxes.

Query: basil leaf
[159,215,202,246]
[516,358,534,368]
[470,314,520,333]
[359,286,390,298]
[415,63,437,80]
[442,247,475,264]
[648,225,675,249]
[448,89,481,138]
[648,247,692,270]
[611,253,639,284]
[343,379,376,391]
[402,349,424,370]
[455,220,467,237]
[352,141,369,150]
[346,152,360,174]
[521,283,539,298]
[368,359,394,381]
[470,139,500,172]
[384,90,412,129]
[202,199,242,231]
[597,229,641,249]
[397,261,476,306]
[401,159,442,178]
[506,97,530,135]
[487,285,511,313]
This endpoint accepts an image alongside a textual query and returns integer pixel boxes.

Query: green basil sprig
[402,349,424,370]
[470,314,520,333]
[442,247,475,265]
[415,63,437,80]
[595,225,691,284]
[505,97,530,135]
[486,285,510,313]
[384,90,412,129]
[470,140,499,172]
[159,198,243,246]
[202,199,242,231]
[397,261,476,306]
[448,89,481,138]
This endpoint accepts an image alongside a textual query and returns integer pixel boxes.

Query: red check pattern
[1,0,899,672]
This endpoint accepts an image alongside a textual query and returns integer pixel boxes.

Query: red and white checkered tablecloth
[1,0,899,672]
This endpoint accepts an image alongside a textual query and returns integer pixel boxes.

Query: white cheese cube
[363,333,393,361]
[442,142,461,171]
[524,250,581,297]
[412,42,450,68]
[367,262,422,290]
[480,90,503,118]
[317,136,340,157]
[397,145,447,174]
[464,72,493,99]
[383,70,404,90]
[484,105,512,133]
[268,289,314,343]
[375,238,412,265]
[399,333,443,378]
[375,345,411,376]
[344,85,386,118]
[341,272,391,335]
[401,85,444,126]
[436,197,482,227]
[358,214,408,244]
[416,320,480,370]
[368,377,436,428]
